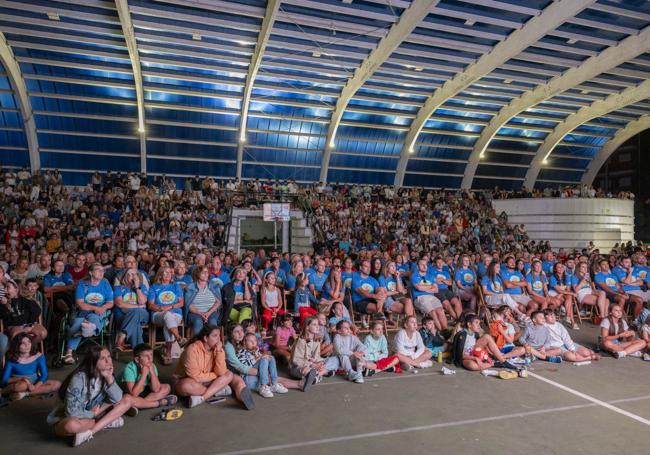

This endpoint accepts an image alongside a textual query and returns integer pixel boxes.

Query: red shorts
[374,355,401,372]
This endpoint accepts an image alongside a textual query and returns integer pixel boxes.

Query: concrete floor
[1,323,648,455]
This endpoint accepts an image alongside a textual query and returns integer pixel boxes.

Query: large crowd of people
[1,167,649,447]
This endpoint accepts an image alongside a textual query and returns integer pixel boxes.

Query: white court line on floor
[528,371,650,426]
[213,394,650,455]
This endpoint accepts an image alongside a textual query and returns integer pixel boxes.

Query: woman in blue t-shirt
[2,333,60,401]
[148,266,185,365]
[549,262,579,330]
[63,263,114,365]
[525,260,552,313]
[480,262,526,320]
[114,269,150,351]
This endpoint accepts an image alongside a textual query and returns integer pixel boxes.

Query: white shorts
[510,294,531,305]
[415,294,443,314]
[485,293,518,311]
[577,288,593,304]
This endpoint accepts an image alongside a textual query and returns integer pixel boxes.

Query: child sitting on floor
[488,306,526,360]
[363,321,401,376]
[519,311,562,363]
[333,320,366,384]
[418,316,448,359]
[272,314,295,364]
[316,312,334,357]
[328,301,354,334]
[121,343,177,411]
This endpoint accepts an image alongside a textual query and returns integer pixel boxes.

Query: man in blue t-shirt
[454,254,477,313]
[612,257,645,319]
[309,260,329,297]
[431,257,462,322]
[411,259,447,331]
[351,260,386,319]
[501,256,532,310]
[595,259,630,309]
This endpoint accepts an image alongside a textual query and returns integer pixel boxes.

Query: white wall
[492,198,634,251]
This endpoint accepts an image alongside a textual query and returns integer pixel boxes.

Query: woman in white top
[393,316,432,370]
[572,262,608,318]
[260,271,284,332]
[599,304,646,359]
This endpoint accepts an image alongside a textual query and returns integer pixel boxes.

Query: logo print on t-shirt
[158,291,176,304]
[361,283,374,293]
[639,270,647,280]
[344,278,352,289]
[510,275,520,283]
[123,292,137,305]
[387,281,396,291]
[85,292,104,305]
[605,277,617,287]
[533,281,542,291]
[463,273,474,284]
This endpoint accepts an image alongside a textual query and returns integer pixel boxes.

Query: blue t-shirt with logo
[612,266,641,292]
[634,265,650,283]
[341,271,354,290]
[526,272,547,296]
[264,268,286,286]
[481,275,504,294]
[310,271,328,293]
[210,270,230,288]
[44,272,73,288]
[114,284,149,317]
[549,274,571,292]
[148,283,183,315]
[431,268,451,290]
[501,268,524,295]
[411,271,436,298]
[378,275,398,293]
[351,272,379,303]
[454,267,476,287]
[76,279,114,307]
[595,272,619,293]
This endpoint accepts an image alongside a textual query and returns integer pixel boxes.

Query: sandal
[158,395,178,407]
[62,353,75,365]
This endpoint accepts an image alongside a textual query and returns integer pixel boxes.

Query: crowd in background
[0,167,649,447]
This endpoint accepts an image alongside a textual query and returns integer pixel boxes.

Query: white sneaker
[258,385,274,398]
[270,383,288,394]
[615,351,627,359]
[643,353,650,362]
[481,369,499,377]
[189,395,204,408]
[105,417,124,429]
[629,351,643,358]
[214,386,232,398]
[9,392,28,401]
[404,365,418,374]
[352,373,364,384]
[419,360,433,369]
[73,430,93,447]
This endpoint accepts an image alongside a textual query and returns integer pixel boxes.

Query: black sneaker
[325,371,335,378]
[239,387,255,411]
[301,369,317,392]
[385,366,395,373]
[366,369,376,377]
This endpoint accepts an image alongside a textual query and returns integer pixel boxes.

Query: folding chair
[476,284,492,325]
